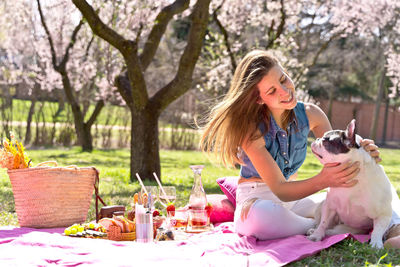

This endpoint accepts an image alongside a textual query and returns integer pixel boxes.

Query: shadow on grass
[160,158,189,169]
[41,155,129,168]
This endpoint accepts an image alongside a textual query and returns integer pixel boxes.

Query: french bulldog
[307,119,393,248]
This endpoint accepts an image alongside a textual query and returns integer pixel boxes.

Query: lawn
[8,99,129,126]
[1,146,400,265]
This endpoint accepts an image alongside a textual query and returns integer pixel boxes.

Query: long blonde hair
[200,50,294,167]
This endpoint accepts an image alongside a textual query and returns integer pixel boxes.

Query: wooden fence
[317,99,400,143]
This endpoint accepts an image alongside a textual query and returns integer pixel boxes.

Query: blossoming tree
[327,0,400,139]
[204,0,399,140]
[35,0,120,151]
[72,0,211,180]
[1,0,120,150]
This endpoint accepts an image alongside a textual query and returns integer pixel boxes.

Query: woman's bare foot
[384,224,400,249]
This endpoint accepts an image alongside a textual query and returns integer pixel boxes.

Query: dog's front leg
[307,202,337,242]
[370,215,391,249]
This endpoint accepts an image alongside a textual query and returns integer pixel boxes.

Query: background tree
[0,1,57,140]
[72,0,212,181]
[327,0,400,140]
[0,0,121,149]
[36,0,115,151]
[198,0,335,103]
[1,0,399,169]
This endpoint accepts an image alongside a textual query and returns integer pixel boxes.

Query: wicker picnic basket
[7,162,97,228]
[107,224,136,241]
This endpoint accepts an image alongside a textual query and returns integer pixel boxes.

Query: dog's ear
[345,119,356,147]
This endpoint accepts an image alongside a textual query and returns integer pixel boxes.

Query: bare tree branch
[59,19,85,69]
[72,0,148,110]
[114,74,133,109]
[294,31,343,85]
[140,0,190,70]
[212,0,237,73]
[37,0,84,71]
[86,100,104,128]
[71,0,131,56]
[150,0,211,114]
[36,0,58,68]
[135,23,144,44]
[84,35,95,61]
[266,0,286,48]
[37,0,83,112]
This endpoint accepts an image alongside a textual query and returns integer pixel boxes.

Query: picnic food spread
[1,135,213,242]
[64,222,107,238]
[99,216,135,233]
[61,187,170,242]
[99,205,126,219]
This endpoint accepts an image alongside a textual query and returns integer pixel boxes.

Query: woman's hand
[318,161,360,188]
[360,139,382,163]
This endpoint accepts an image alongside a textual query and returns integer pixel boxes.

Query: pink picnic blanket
[0,223,369,266]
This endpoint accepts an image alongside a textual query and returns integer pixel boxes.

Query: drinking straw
[148,192,152,209]
[153,172,169,205]
[135,173,148,195]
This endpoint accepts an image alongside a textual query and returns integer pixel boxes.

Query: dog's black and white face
[311,119,361,164]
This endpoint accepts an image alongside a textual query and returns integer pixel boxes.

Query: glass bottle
[187,165,208,232]
[188,165,207,210]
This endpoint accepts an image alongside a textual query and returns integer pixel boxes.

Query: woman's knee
[236,199,315,240]
[250,199,288,222]
[240,198,258,221]
[235,199,276,237]
[236,200,282,230]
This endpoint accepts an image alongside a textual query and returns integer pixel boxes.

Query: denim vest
[240,102,309,180]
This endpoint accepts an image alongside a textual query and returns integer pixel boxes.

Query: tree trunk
[36,2,100,151]
[72,0,211,181]
[40,104,47,144]
[55,89,65,118]
[382,86,389,145]
[25,99,36,144]
[81,123,94,151]
[1,98,12,139]
[33,102,44,146]
[370,68,386,140]
[327,89,334,122]
[130,108,160,181]
[61,71,90,151]
[60,69,104,152]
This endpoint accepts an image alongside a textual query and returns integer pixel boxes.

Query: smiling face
[311,119,360,164]
[257,65,297,118]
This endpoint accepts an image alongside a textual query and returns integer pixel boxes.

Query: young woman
[200,50,400,243]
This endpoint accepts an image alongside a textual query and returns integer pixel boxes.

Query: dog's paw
[370,239,384,249]
[307,233,323,242]
[306,228,315,236]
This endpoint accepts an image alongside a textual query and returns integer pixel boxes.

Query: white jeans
[234,182,400,240]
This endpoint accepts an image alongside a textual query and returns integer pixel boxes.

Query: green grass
[0,147,238,226]
[7,99,192,130]
[7,99,131,126]
[1,146,400,265]
[5,99,199,150]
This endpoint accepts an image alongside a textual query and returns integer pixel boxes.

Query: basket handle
[35,161,58,167]
[64,165,78,169]
[94,168,107,222]
[35,162,80,169]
